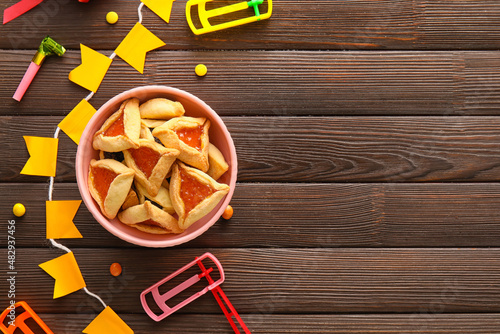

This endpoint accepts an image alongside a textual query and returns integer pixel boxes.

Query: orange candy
[222,205,233,220]
[110,262,122,277]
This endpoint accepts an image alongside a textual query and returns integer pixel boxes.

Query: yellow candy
[13,203,26,217]
[195,64,207,77]
[106,11,119,25]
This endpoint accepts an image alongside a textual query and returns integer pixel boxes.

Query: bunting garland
[141,0,176,23]
[115,22,165,73]
[46,200,83,239]
[39,252,87,299]
[69,45,114,93]
[83,307,134,334]
[58,99,97,145]
[18,1,178,332]
[20,136,58,177]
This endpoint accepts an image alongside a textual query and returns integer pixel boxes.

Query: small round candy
[222,205,233,220]
[13,203,26,217]
[110,262,122,276]
[106,11,119,25]
[195,64,208,77]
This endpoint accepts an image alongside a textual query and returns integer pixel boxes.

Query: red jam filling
[103,114,125,137]
[179,168,215,214]
[91,166,118,201]
[129,147,160,178]
[176,125,203,151]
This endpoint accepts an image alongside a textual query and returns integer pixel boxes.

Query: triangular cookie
[93,98,141,152]
[152,117,210,172]
[88,159,135,219]
[135,181,176,215]
[118,201,183,234]
[139,98,185,119]
[207,143,229,181]
[170,162,230,230]
[123,139,179,197]
[122,189,139,210]
[141,119,167,128]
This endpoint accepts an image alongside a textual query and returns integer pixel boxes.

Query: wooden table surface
[2,0,500,333]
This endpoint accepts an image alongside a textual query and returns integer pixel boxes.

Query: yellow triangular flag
[39,252,86,299]
[69,44,113,93]
[20,136,58,177]
[58,99,97,145]
[115,22,165,74]
[46,200,83,239]
[83,306,134,334]
[141,0,175,23]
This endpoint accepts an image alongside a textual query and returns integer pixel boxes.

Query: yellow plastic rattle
[186,0,272,35]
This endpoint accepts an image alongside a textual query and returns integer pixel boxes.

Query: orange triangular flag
[115,22,165,73]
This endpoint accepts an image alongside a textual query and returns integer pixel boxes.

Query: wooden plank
[33,314,500,333]
[1,248,499,314]
[4,116,500,183]
[2,182,500,248]
[3,50,500,116]
[2,0,500,50]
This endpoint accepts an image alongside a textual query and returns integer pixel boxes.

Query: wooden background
[1,0,500,332]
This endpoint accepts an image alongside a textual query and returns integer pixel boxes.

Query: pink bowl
[76,86,237,247]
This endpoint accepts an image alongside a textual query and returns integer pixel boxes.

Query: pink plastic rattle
[13,36,65,102]
[140,252,251,333]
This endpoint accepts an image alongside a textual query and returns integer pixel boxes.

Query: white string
[47,126,109,309]
[45,0,145,313]
[138,2,145,23]
[84,287,108,309]
[83,2,140,101]
[48,238,72,253]
[84,91,94,101]
[47,127,60,202]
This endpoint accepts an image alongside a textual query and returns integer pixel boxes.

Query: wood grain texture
[3,116,500,183]
[2,50,500,116]
[2,183,500,248]
[2,0,500,328]
[33,313,500,333]
[2,0,500,50]
[0,248,498,314]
